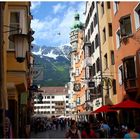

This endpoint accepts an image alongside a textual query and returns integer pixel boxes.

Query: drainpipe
[0,2,4,138]
[96,2,104,106]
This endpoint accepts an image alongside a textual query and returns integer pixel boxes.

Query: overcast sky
[31,1,85,47]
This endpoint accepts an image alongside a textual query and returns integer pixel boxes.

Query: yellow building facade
[98,2,117,105]
[1,2,32,138]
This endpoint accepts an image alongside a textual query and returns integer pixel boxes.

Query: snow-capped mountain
[31,44,71,87]
[32,44,71,60]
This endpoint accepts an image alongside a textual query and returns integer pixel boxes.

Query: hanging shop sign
[73,83,81,91]
[31,66,44,81]
[88,81,95,88]
[93,98,102,110]
[102,77,112,90]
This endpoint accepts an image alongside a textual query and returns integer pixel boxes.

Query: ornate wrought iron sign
[102,77,113,90]
[73,83,81,91]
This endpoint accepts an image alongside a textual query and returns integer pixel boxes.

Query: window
[93,63,96,76]
[94,13,97,27]
[88,29,90,40]
[85,45,89,57]
[134,3,140,30]
[123,57,136,79]
[77,97,80,104]
[104,54,108,70]
[107,86,109,95]
[66,101,69,103]
[66,95,69,98]
[103,27,106,44]
[9,10,26,49]
[92,41,95,53]
[118,65,124,85]
[116,29,121,49]
[108,23,112,36]
[120,16,132,37]
[101,2,104,17]
[66,105,69,108]
[95,34,99,48]
[76,68,79,76]
[9,11,20,49]
[86,13,90,28]
[47,96,50,99]
[89,66,93,78]
[90,21,93,35]
[85,67,89,79]
[92,1,95,10]
[52,96,54,99]
[85,91,89,101]
[107,2,110,9]
[96,58,100,72]
[85,35,88,42]
[111,51,115,65]
[89,6,92,17]
[88,45,92,57]
[113,2,119,14]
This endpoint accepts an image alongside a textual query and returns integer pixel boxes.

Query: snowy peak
[43,50,59,60]
[32,44,71,60]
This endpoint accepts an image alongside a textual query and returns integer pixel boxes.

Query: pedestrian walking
[100,120,110,138]
[65,120,81,139]
[81,122,97,138]
[124,123,140,139]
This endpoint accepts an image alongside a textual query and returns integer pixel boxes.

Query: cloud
[53,3,66,14]
[31,2,85,47]
[31,2,41,10]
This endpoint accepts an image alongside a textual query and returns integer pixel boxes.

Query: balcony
[124,78,138,91]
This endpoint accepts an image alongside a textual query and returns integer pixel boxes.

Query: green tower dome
[71,12,83,30]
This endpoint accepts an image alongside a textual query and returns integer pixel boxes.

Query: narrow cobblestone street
[30,128,67,139]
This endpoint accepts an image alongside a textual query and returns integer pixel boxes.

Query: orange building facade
[74,30,86,117]
[111,2,140,124]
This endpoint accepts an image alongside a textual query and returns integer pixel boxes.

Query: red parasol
[111,99,140,110]
[91,105,116,114]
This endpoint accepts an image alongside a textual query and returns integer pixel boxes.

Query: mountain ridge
[31,44,71,87]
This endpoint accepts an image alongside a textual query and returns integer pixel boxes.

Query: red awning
[111,99,140,110]
[91,105,116,114]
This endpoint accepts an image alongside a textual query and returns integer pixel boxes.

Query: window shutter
[113,2,117,14]
[134,10,140,30]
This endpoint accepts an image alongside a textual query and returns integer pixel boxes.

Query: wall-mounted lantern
[9,33,29,63]
[4,25,34,63]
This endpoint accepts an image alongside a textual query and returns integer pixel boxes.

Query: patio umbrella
[111,99,140,110]
[91,105,116,114]
[57,115,66,119]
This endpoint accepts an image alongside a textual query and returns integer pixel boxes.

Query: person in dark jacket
[81,122,97,139]
[65,120,81,139]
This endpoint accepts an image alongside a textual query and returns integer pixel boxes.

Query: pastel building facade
[97,1,117,106]
[0,2,33,138]
[111,2,140,124]
[33,87,70,117]
[84,1,103,112]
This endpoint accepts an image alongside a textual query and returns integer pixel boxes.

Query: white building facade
[33,87,70,117]
[84,1,102,112]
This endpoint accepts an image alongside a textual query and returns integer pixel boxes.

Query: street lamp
[4,25,34,63]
